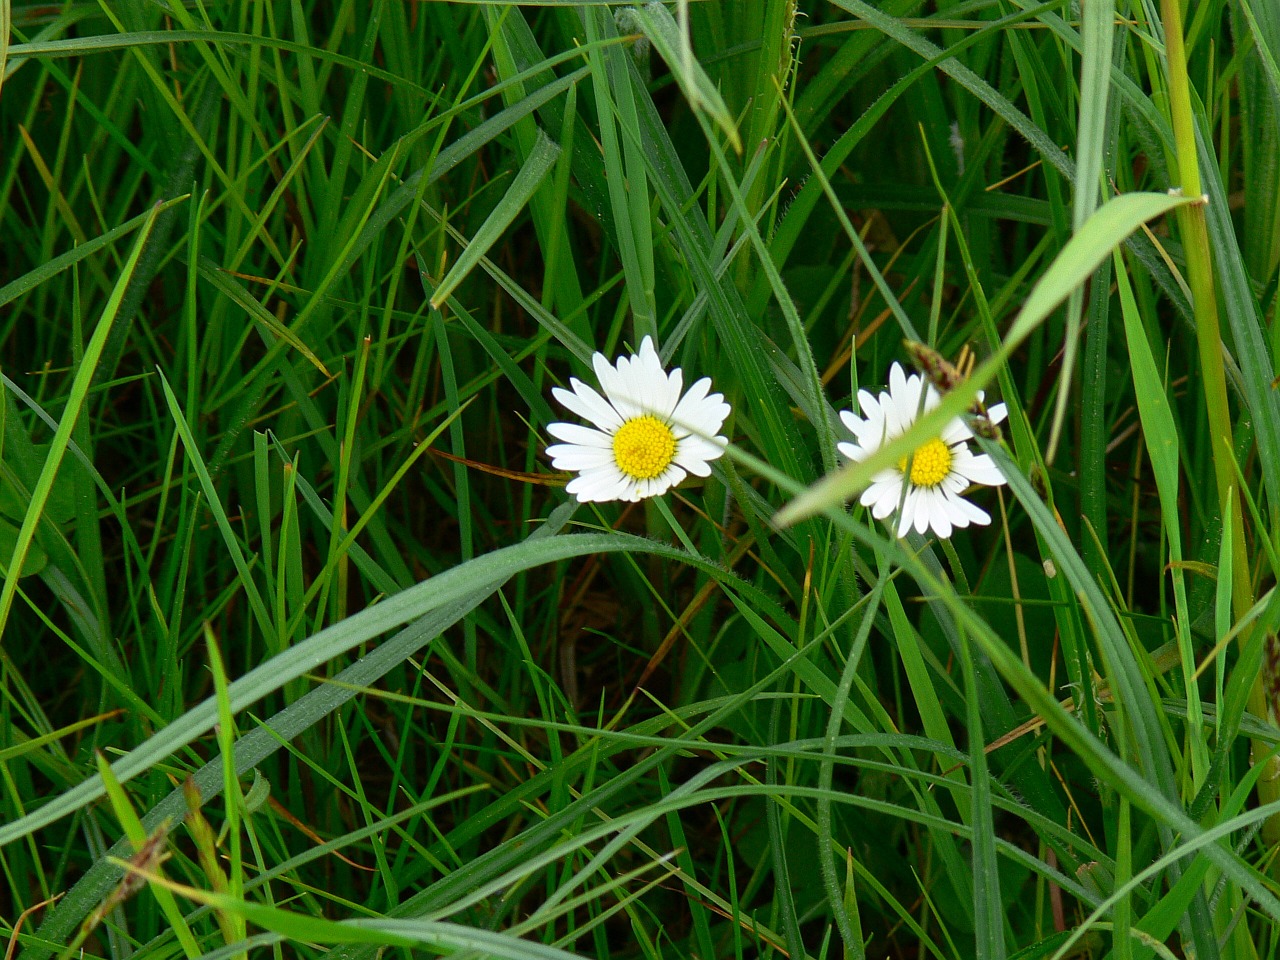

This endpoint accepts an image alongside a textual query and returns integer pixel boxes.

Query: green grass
[3,0,1280,958]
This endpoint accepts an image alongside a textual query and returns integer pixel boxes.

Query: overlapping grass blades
[3,2,1280,959]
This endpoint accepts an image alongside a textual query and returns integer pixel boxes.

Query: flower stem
[1161,0,1270,828]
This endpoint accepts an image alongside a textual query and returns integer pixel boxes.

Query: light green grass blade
[581,7,657,339]
[1238,0,1280,100]
[828,0,1075,183]
[1048,0,1114,461]
[1006,192,1198,346]
[93,754,201,959]
[0,527,778,848]
[1198,114,1280,526]
[0,198,185,309]
[157,369,275,642]
[21,499,576,953]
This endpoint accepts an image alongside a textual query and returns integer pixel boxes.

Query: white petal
[566,468,626,502]
[840,407,865,434]
[592,349,620,394]
[619,350,650,411]
[596,351,644,421]
[942,417,973,444]
[670,378,729,436]
[953,448,1006,486]
[897,493,917,537]
[546,422,614,448]
[863,475,901,501]
[912,491,933,536]
[663,465,689,491]
[628,339,671,410]
[857,388,881,421]
[547,444,616,471]
[987,402,1008,424]
[899,369,927,420]
[836,440,865,463]
[861,409,891,449]
[881,390,906,438]
[922,381,942,412]
[607,351,637,407]
[553,381,624,432]
[952,495,992,526]
[661,367,685,418]
[636,335,660,370]
[638,466,686,500]
[675,435,726,474]
[889,362,909,401]
[865,481,904,519]
[928,492,953,539]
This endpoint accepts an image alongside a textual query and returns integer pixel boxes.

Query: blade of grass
[1115,249,1203,781]
[1045,0,1113,461]
[21,499,577,956]
[92,754,201,959]
[430,129,560,309]
[0,202,162,647]
[2,518,793,850]
[628,2,740,153]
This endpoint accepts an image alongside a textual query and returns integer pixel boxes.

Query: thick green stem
[1161,0,1271,827]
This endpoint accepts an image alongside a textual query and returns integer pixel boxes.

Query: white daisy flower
[546,336,731,503]
[837,362,1007,539]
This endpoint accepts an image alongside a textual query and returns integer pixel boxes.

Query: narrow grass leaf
[94,754,202,959]
[1115,249,1203,776]
[1238,0,1280,100]
[1049,0,1115,461]
[0,198,185,309]
[1198,116,1280,526]
[157,369,274,642]
[22,501,579,955]
[431,129,560,308]
[628,2,740,153]
[0,203,160,642]
[775,193,1195,526]
[1,529,742,847]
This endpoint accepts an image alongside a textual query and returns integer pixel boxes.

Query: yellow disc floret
[898,438,953,488]
[613,415,677,480]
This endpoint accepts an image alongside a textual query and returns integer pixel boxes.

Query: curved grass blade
[776,191,1198,527]
[21,499,572,957]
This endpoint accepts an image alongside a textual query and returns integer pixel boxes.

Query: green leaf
[0,517,47,578]
[0,528,734,846]
[1006,192,1198,348]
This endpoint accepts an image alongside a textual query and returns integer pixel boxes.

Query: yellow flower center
[898,438,953,488]
[613,415,677,480]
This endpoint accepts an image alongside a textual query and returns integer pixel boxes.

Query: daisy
[546,337,731,502]
[837,362,1007,539]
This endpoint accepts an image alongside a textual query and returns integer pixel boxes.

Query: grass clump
[3,1,1280,958]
